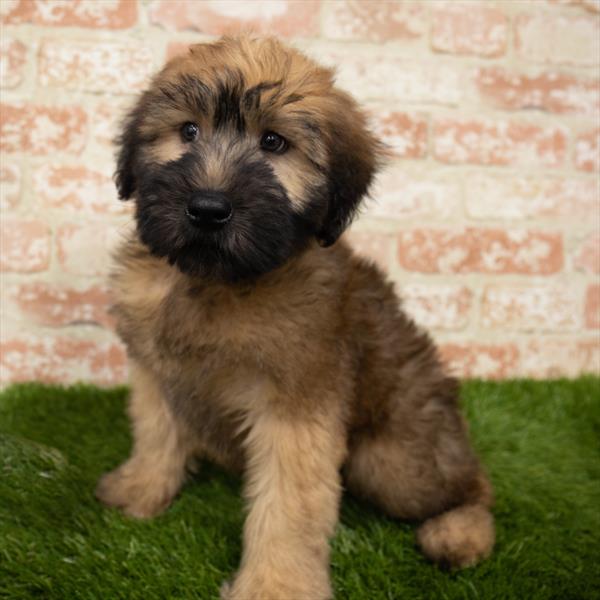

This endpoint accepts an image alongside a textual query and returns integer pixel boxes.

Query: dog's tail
[416,473,495,569]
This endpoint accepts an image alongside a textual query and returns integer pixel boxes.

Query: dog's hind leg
[343,382,494,569]
[95,360,194,518]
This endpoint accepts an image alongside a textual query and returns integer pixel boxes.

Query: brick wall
[1,0,599,385]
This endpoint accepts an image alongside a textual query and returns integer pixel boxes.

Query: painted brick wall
[1,0,599,385]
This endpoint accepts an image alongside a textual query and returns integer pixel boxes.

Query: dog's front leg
[223,405,346,600]
[95,360,192,518]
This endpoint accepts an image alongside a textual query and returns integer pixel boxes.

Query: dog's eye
[181,122,199,142]
[260,132,287,154]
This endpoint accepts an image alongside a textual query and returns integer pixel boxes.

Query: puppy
[96,36,494,599]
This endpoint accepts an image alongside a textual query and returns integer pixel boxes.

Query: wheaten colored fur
[96,36,494,599]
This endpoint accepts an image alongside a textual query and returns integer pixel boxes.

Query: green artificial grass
[1,379,599,599]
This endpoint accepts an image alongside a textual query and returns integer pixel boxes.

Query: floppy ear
[114,106,142,201]
[316,92,381,247]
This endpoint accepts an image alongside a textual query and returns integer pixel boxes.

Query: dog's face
[116,36,380,281]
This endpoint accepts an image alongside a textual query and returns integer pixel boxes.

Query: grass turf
[1,379,599,599]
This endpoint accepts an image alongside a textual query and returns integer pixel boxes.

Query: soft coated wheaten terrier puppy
[96,35,494,599]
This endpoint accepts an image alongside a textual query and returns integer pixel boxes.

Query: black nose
[186,191,232,228]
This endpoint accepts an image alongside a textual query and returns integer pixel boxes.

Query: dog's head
[116,36,381,281]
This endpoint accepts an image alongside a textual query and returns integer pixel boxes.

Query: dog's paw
[95,463,175,519]
[221,568,331,600]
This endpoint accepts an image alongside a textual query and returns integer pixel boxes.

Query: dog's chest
[115,271,279,466]
[115,265,301,394]
[154,280,287,365]
[114,251,339,428]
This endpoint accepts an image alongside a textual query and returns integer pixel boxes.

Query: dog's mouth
[167,242,279,282]
[135,215,273,282]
